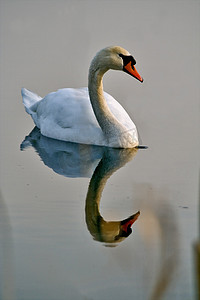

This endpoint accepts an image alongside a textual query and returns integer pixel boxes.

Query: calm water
[0,1,199,299]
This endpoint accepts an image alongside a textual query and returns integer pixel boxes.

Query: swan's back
[22,87,137,146]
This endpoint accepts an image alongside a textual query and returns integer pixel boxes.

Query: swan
[22,46,143,148]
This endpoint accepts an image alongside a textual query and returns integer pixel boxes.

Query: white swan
[22,46,143,148]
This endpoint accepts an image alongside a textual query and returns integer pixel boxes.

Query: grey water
[0,1,199,299]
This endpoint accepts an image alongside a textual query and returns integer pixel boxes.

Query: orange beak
[121,211,140,233]
[124,61,143,82]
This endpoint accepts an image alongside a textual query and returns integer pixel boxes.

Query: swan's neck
[88,67,127,146]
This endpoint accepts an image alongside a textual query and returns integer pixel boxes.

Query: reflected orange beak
[124,61,143,83]
[121,211,140,233]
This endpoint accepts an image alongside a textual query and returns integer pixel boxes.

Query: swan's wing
[104,91,136,131]
[36,88,104,144]
[37,88,98,128]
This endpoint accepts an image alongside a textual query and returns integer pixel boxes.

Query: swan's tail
[21,88,42,115]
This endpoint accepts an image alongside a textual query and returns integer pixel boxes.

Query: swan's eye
[131,56,136,65]
[119,54,136,66]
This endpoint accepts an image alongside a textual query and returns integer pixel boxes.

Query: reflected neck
[85,149,137,222]
[85,148,138,243]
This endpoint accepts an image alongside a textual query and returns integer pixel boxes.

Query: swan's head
[91,46,143,82]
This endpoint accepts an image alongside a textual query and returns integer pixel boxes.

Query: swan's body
[22,46,143,148]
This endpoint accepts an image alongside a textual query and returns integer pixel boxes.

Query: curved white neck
[88,66,127,146]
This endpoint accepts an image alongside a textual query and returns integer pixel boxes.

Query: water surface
[0,1,199,299]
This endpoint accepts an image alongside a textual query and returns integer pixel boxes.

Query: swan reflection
[21,128,140,245]
[21,127,104,178]
[21,129,179,296]
[85,147,139,245]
